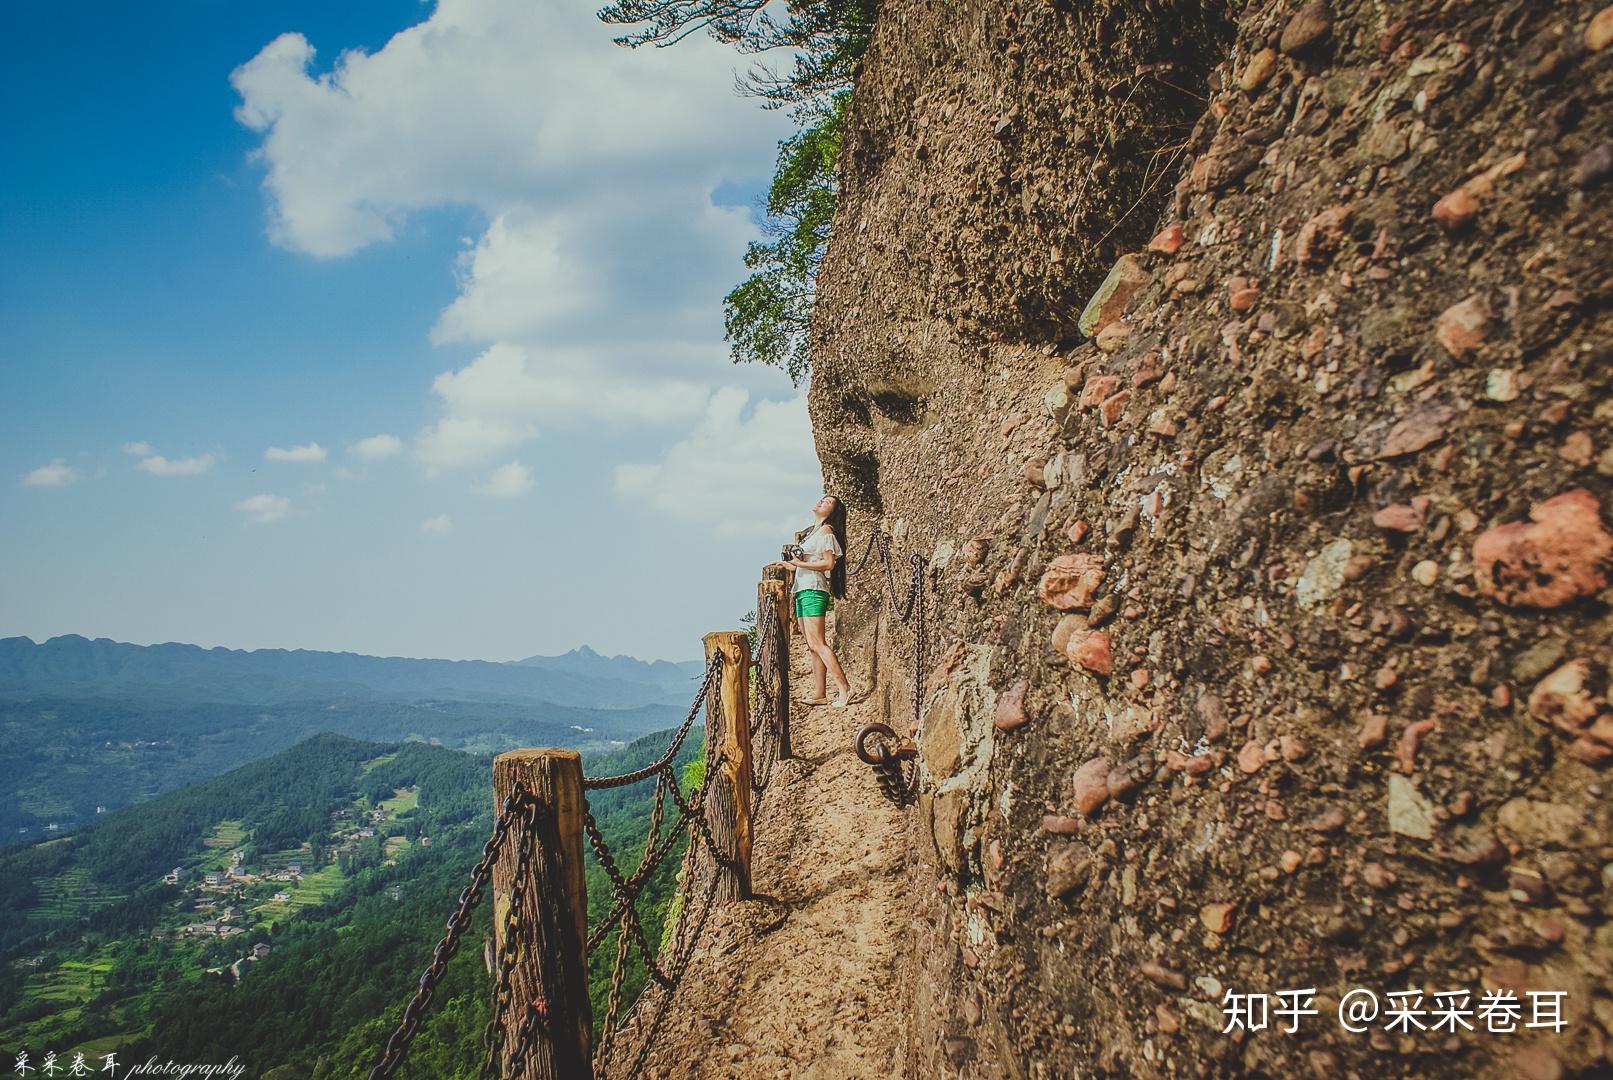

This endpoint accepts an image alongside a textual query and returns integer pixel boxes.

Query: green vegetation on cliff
[598,0,878,382]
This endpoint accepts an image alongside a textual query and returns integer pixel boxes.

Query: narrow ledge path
[604,630,912,1079]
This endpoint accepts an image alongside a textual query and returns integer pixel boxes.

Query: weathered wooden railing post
[758,574,792,759]
[702,631,753,901]
[490,749,592,1079]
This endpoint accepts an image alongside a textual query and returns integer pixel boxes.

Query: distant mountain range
[0,635,708,843]
[0,635,706,710]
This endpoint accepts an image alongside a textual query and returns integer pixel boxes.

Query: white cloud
[420,514,453,536]
[614,390,821,538]
[235,494,291,524]
[265,442,327,463]
[234,0,797,477]
[138,452,217,477]
[22,459,79,487]
[476,460,534,498]
[230,0,778,259]
[349,434,403,460]
[414,343,711,468]
[121,441,153,456]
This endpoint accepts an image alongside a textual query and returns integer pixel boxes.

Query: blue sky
[1,0,821,662]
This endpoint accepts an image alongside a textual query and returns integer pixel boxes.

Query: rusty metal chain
[481,794,544,1078]
[848,529,931,806]
[749,589,782,795]
[368,782,530,1080]
[855,722,920,807]
[583,652,720,791]
[375,641,739,1080]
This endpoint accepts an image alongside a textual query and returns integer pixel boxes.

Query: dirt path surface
[603,629,913,1079]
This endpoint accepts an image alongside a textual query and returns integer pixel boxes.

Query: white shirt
[793,525,843,594]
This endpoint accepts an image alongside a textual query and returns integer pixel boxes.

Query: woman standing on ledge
[780,494,853,707]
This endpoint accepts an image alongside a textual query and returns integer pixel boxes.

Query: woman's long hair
[825,496,848,599]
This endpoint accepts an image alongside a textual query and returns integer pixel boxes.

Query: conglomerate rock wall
[809,0,1613,1075]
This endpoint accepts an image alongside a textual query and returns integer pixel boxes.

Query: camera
[782,544,805,561]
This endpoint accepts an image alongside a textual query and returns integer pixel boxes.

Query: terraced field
[25,867,128,925]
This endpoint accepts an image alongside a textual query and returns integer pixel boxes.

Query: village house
[163,866,185,885]
[204,871,224,886]
[273,891,291,902]
[253,943,272,959]
[419,836,431,847]
[357,827,374,838]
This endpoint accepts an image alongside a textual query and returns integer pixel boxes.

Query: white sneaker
[830,688,853,707]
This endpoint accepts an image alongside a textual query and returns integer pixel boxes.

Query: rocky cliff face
[810,0,1613,1075]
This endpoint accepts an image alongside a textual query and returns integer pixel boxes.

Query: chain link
[376,575,792,1079]
[369,782,530,1080]
[848,530,930,806]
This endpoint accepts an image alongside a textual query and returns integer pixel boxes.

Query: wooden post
[490,749,591,1080]
[763,563,794,639]
[702,631,753,901]
[758,577,792,760]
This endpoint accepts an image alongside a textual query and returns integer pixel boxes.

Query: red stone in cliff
[1471,489,1613,608]
[1038,554,1106,611]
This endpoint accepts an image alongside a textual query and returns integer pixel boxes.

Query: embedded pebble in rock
[1436,294,1492,358]
[1095,321,1133,354]
[1574,144,1613,190]
[1472,489,1613,607]
[1358,713,1389,751]
[1560,431,1594,468]
[1199,902,1237,934]
[1239,47,1278,92]
[1373,503,1424,532]
[1072,757,1113,816]
[1388,774,1436,840]
[1411,560,1440,587]
[1486,368,1521,402]
[1528,660,1599,735]
[1295,538,1353,611]
[1279,0,1332,53]
[1098,388,1131,425]
[1140,961,1188,992]
[1148,225,1185,255]
[1591,5,1613,51]
[1295,204,1351,265]
[1308,806,1348,834]
[1106,753,1154,799]
[1280,850,1304,874]
[1078,255,1149,337]
[1042,383,1072,423]
[1237,740,1266,774]
[993,678,1029,730]
[1068,630,1114,675]
[1432,186,1481,231]
[1078,374,1119,409]
[1046,844,1091,901]
[1042,814,1083,836]
[1051,614,1086,657]
[1038,553,1107,611]
[1376,404,1454,459]
[1397,719,1437,774]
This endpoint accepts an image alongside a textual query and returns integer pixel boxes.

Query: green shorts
[794,589,833,617]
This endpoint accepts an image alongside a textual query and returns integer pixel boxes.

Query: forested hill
[1,727,702,1079]
[0,635,704,710]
